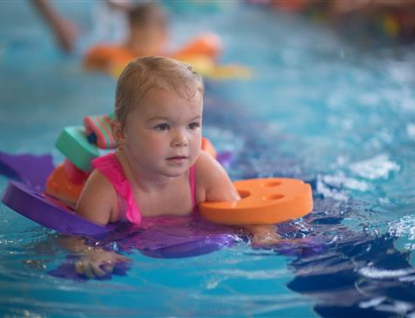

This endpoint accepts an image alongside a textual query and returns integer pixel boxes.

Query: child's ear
[111,119,125,144]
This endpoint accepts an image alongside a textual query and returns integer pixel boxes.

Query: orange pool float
[46,163,84,206]
[174,33,222,61]
[84,45,135,70]
[199,178,313,225]
[83,34,253,80]
[201,137,217,159]
[63,159,89,185]
[84,33,222,74]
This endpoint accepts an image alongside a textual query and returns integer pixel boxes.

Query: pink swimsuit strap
[92,153,197,224]
[92,153,141,224]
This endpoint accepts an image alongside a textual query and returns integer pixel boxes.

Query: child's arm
[76,170,119,225]
[195,151,280,245]
[71,171,127,278]
[195,151,240,203]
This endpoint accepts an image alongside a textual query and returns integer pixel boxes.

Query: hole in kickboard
[262,181,281,188]
[263,194,284,201]
[238,189,250,199]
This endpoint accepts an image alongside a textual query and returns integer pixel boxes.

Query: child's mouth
[166,156,188,163]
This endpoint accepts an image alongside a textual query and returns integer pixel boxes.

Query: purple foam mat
[0,152,55,191]
[1,180,237,280]
[2,181,119,236]
[0,151,238,280]
[117,217,236,258]
[2,180,236,246]
[48,219,237,280]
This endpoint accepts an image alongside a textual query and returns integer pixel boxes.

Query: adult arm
[32,0,78,52]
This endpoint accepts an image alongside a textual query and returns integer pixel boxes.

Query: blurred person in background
[32,0,79,53]
[84,2,168,72]
[33,0,246,79]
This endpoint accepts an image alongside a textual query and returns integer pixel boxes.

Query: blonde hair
[115,56,204,127]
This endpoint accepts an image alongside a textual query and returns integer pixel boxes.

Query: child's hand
[75,249,131,278]
[244,225,281,247]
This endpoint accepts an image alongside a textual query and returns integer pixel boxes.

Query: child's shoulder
[194,151,224,181]
[76,169,119,224]
[83,169,116,194]
[194,151,239,203]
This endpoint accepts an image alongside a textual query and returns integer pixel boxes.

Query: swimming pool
[1,1,415,316]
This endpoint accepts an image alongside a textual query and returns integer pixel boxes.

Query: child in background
[74,56,279,277]
[83,3,249,80]
[84,3,168,72]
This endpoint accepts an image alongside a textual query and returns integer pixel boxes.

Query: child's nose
[172,131,188,147]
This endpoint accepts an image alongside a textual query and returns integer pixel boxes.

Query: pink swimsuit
[92,153,196,225]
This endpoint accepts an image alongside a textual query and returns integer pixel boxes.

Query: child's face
[121,88,203,179]
[130,10,168,56]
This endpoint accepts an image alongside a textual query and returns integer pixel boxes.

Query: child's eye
[188,122,200,130]
[155,123,170,131]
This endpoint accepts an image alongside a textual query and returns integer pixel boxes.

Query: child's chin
[162,166,189,178]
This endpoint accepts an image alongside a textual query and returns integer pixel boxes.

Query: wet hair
[128,3,166,29]
[115,56,204,127]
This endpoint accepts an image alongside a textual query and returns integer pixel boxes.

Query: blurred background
[1,0,415,316]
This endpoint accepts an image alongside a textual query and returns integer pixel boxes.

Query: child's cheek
[151,135,169,155]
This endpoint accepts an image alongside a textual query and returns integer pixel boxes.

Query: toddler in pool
[74,56,278,277]
[84,3,168,72]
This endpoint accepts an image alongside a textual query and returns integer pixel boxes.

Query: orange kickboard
[199,178,313,225]
[46,164,83,206]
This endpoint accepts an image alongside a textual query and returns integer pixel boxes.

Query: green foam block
[55,126,100,172]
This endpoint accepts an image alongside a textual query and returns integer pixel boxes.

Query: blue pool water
[1,1,415,316]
